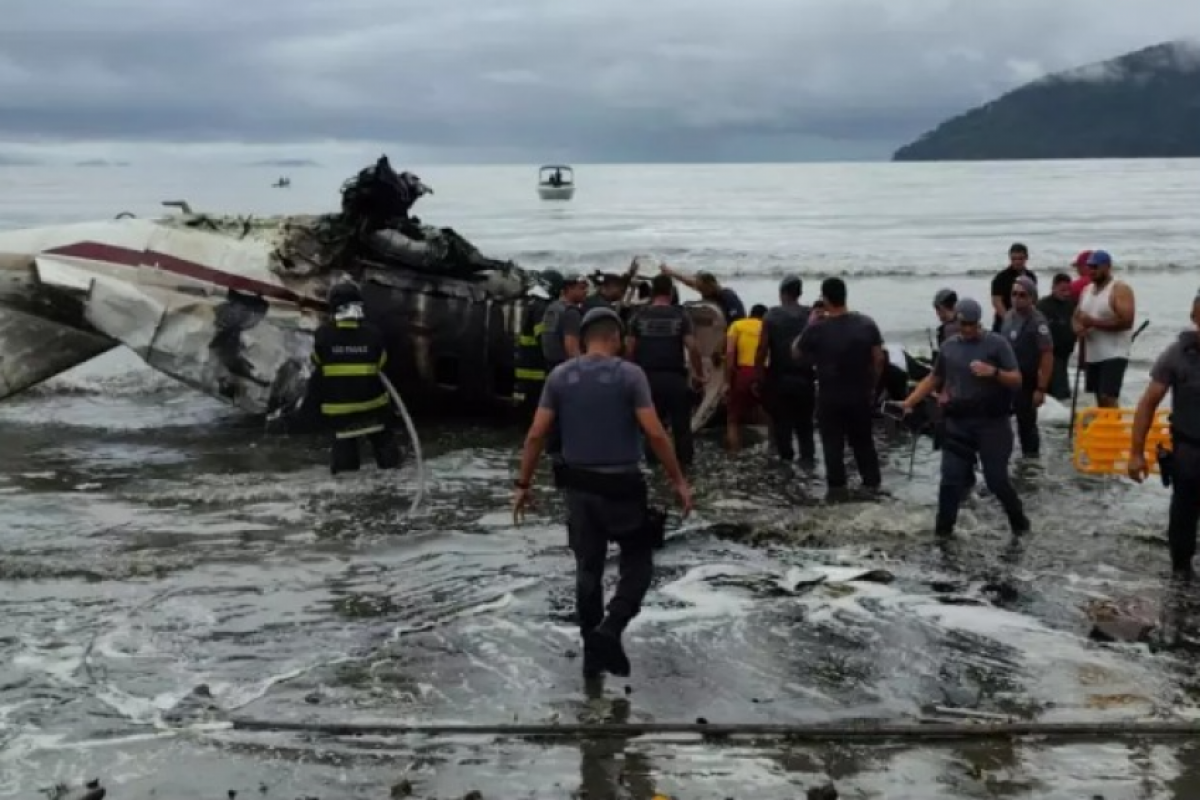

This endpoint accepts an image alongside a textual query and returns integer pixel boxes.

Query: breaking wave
[507,248,1198,281]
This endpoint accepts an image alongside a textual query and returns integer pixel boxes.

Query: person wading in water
[513,307,693,679]
[990,243,1037,332]
[1129,289,1200,580]
[1074,250,1136,408]
[1037,273,1079,401]
[754,275,816,467]
[902,298,1030,537]
[794,277,884,501]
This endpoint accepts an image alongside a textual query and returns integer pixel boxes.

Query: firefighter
[309,280,402,474]
[514,270,564,419]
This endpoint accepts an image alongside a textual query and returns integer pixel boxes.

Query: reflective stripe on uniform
[518,335,539,346]
[335,320,360,329]
[321,363,379,377]
[320,393,390,416]
[515,368,546,380]
[335,423,386,439]
[533,322,546,336]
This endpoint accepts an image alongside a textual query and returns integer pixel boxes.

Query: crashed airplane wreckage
[0,156,731,429]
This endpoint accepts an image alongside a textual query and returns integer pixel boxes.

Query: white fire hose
[380,373,426,516]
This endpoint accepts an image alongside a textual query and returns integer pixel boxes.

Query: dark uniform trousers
[558,467,655,635]
[1012,379,1041,456]
[765,372,816,462]
[1167,439,1200,574]
[312,320,402,475]
[818,396,881,490]
[643,370,694,467]
[936,414,1025,535]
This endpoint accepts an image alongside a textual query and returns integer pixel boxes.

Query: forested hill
[892,41,1200,161]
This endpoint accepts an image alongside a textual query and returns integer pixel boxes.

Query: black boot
[585,617,631,677]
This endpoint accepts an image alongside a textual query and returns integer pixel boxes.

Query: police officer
[626,273,704,467]
[901,298,1030,536]
[1000,275,1053,457]
[754,275,816,465]
[513,307,693,679]
[540,274,587,369]
[308,281,402,474]
[1129,289,1200,579]
[539,274,587,456]
[794,277,884,499]
[514,269,564,420]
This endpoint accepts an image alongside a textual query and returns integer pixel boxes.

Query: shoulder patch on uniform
[1037,324,1050,335]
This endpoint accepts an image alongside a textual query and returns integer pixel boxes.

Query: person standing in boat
[513,307,693,678]
[658,265,745,324]
[308,281,402,475]
[754,275,816,467]
[1074,250,1136,408]
[1128,289,1200,579]
[901,298,1030,537]
[625,274,704,468]
[1036,273,1079,401]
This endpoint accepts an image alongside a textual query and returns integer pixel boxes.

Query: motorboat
[272,177,291,188]
[536,165,575,201]
[0,156,728,432]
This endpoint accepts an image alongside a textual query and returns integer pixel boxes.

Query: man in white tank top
[1072,250,1136,407]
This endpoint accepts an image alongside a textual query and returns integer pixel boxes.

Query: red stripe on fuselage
[44,241,324,309]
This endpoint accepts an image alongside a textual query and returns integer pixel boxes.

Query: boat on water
[272,177,291,188]
[0,156,730,431]
[536,165,575,201]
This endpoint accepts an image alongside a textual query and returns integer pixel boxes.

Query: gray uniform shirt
[1151,332,1200,441]
[539,356,653,469]
[934,332,1019,412]
[1000,308,1053,381]
[540,300,582,365]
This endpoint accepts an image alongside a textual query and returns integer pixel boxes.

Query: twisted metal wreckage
[0,156,730,430]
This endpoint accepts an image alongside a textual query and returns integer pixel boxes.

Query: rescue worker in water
[513,269,564,420]
[1129,288,1200,580]
[308,281,402,474]
[901,298,1030,537]
[513,307,693,679]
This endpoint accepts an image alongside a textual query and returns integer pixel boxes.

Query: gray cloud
[0,0,1196,162]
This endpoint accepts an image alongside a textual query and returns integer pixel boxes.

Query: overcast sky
[0,0,1196,164]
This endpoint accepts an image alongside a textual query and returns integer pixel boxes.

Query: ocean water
[2,159,1200,798]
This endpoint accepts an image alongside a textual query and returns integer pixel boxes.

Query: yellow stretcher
[1071,407,1172,475]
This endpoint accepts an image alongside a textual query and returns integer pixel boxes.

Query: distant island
[250,158,321,168]
[0,154,40,166]
[893,40,1200,161]
[75,159,131,167]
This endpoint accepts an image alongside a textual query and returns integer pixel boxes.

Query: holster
[1158,443,1174,488]
[555,465,648,502]
[642,506,668,550]
[556,465,666,549]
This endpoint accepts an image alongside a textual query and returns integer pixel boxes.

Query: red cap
[1072,250,1093,268]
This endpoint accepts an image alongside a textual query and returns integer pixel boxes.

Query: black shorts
[1084,358,1128,399]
